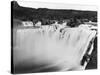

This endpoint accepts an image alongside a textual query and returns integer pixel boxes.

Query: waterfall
[13,24,97,72]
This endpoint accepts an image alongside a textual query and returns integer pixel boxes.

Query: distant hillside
[11,1,97,21]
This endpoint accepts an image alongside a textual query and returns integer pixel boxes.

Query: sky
[17,0,97,11]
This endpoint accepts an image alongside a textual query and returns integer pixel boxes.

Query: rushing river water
[13,24,97,73]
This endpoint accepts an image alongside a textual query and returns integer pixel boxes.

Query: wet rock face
[13,24,97,73]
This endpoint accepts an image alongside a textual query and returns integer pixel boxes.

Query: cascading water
[13,23,97,73]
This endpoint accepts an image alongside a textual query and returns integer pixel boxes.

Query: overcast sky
[17,0,98,11]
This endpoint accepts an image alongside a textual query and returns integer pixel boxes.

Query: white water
[13,24,97,72]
